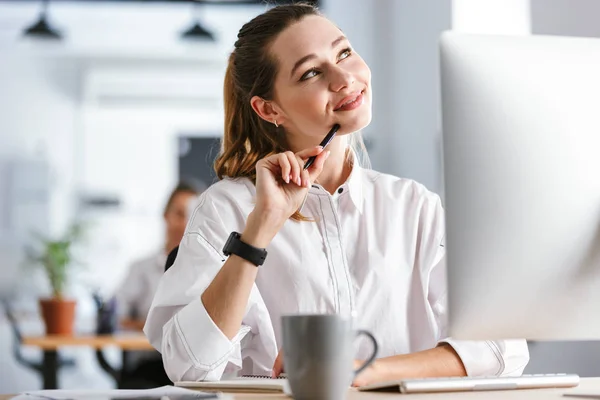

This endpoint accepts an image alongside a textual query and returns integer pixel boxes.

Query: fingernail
[317,146,323,150]
[326,150,331,159]
[285,175,290,183]
[271,370,276,378]
[296,177,302,186]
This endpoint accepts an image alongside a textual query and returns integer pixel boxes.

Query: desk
[4,378,600,400]
[22,334,154,390]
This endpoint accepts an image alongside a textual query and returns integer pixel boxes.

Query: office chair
[1,299,76,373]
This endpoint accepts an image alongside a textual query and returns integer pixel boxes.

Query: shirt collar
[308,151,365,214]
[346,159,364,214]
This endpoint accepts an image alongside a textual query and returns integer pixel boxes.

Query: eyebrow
[290,35,347,78]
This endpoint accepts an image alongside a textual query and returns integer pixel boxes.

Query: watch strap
[222,232,267,267]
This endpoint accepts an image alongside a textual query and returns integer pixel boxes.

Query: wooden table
[21,334,154,390]
[5,377,600,400]
[22,334,153,350]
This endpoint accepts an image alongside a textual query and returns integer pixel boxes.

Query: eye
[300,68,320,81]
[338,47,352,61]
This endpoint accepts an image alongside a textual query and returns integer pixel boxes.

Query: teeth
[341,96,358,108]
[335,92,362,110]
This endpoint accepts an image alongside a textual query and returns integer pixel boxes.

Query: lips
[334,90,365,111]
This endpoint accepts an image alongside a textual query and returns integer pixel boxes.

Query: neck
[288,133,351,195]
[316,136,352,194]
[165,240,178,255]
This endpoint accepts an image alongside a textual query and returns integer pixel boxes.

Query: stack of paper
[11,385,221,400]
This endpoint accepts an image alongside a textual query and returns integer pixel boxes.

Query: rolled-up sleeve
[423,194,530,377]
[160,294,252,381]
[144,185,276,382]
[439,337,529,376]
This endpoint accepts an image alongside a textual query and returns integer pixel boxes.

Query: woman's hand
[254,146,329,223]
[352,359,389,387]
[272,348,285,378]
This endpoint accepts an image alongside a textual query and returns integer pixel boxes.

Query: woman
[118,182,199,328]
[144,4,529,386]
[115,182,198,388]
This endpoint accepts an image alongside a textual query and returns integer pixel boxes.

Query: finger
[307,150,330,182]
[295,154,307,185]
[272,350,284,377]
[277,153,291,183]
[296,145,323,160]
[301,168,310,188]
[284,151,301,186]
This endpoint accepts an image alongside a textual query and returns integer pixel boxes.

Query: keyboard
[357,373,580,394]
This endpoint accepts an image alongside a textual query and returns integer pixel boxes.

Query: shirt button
[337,188,344,194]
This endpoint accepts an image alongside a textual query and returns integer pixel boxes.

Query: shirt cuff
[439,338,504,377]
[173,296,250,372]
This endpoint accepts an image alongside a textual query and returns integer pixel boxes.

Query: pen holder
[95,296,117,334]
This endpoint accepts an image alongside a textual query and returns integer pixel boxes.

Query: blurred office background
[1,0,600,392]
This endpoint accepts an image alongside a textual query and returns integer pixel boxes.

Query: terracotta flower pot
[39,298,76,335]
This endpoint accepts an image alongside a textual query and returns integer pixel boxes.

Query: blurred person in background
[118,181,200,330]
[115,181,200,387]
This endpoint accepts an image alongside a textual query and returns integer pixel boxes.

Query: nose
[329,65,355,92]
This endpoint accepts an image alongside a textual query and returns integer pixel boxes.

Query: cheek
[285,85,329,116]
[351,57,371,84]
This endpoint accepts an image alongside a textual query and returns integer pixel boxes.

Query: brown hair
[215,3,370,220]
[163,181,200,215]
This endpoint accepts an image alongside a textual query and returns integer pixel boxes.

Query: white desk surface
[4,377,600,399]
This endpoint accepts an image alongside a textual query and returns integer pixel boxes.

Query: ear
[250,96,286,126]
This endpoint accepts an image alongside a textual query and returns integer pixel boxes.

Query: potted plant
[26,222,85,335]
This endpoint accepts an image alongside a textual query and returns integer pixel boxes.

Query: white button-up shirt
[144,165,529,382]
[117,252,167,320]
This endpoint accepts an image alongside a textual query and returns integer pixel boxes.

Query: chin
[336,109,372,135]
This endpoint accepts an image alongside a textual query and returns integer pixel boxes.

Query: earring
[273,120,279,128]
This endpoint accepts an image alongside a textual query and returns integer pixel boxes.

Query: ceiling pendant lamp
[22,0,62,40]
[181,0,215,41]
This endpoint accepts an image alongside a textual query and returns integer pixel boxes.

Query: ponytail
[214,53,284,182]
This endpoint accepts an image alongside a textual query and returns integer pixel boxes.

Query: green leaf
[24,221,88,298]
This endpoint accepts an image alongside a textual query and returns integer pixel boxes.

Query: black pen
[303,123,340,170]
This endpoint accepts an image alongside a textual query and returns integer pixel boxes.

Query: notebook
[175,375,289,394]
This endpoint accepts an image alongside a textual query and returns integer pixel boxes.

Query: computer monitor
[440,32,600,341]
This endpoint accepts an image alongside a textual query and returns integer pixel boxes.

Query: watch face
[222,232,235,255]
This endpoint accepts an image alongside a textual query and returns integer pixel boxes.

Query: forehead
[171,191,194,204]
[270,15,342,73]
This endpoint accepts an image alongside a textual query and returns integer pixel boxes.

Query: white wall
[0,56,82,296]
[0,54,110,394]
[531,0,600,38]
[326,0,451,194]
[453,0,530,34]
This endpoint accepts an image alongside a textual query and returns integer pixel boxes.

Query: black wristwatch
[222,232,268,266]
